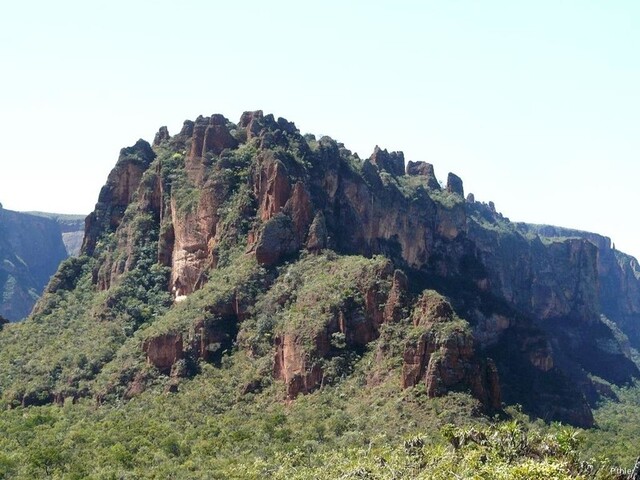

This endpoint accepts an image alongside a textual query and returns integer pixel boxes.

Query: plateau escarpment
[26,212,85,256]
[0,207,71,320]
[2,110,639,431]
[521,224,640,346]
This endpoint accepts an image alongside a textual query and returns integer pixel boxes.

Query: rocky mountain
[0,207,71,320]
[1,110,639,434]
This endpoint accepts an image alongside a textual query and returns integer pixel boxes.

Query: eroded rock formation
[143,333,183,371]
[83,140,156,256]
[271,258,414,400]
[402,292,501,411]
[76,110,640,425]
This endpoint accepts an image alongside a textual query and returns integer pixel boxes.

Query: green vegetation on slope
[0,354,631,478]
[1,113,639,479]
[0,247,636,477]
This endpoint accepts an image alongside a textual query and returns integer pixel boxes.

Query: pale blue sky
[1,1,639,257]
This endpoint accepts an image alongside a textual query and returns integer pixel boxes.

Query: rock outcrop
[406,161,440,189]
[74,110,640,425]
[305,212,328,252]
[83,139,156,256]
[402,292,501,411]
[139,294,243,385]
[273,333,326,399]
[271,257,411,400]
[446,173,464,196]
[153,126,170,146]
[370,146,405,176]
[143,333,183,371]
[253,213,298,266]
[186,115,238,182]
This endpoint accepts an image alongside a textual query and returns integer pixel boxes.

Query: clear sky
[1,1,638,257]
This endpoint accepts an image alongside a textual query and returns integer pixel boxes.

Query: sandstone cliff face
[163,115,245,295]
[459,204,638,425]
[271,258,409,399]
[522,224,640,345]
[468,222,600,325]
[79,110,640,425]
[168,185,220,296]
[273,334,326,400]
[0,208,69,320]
[140,286,246,380]
[402,292,501,411]
[83,139,156,256]
[143,333,183,371]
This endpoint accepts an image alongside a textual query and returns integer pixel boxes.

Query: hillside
[0,111,638,478]
[0,207,70,320]
[25,212,85,256]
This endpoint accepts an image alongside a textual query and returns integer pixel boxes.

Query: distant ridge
[25,211,86,256]
[0,207,71,320]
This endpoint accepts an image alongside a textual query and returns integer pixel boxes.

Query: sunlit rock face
[76,110,640,426]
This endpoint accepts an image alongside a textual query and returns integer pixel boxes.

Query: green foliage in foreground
[0,388,624,479]
[582,384,640,470]
[0,322,634,480]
